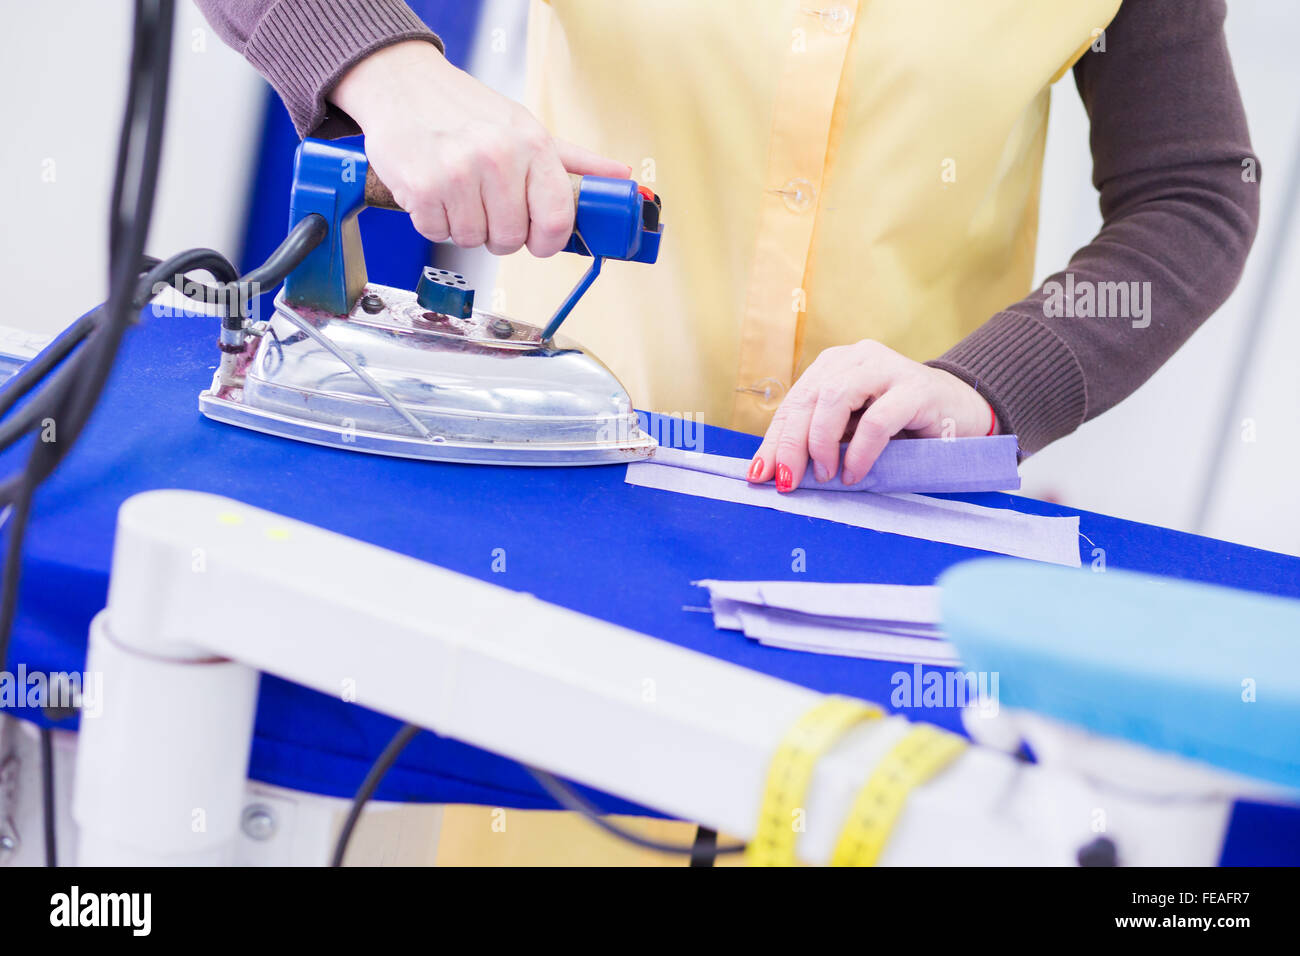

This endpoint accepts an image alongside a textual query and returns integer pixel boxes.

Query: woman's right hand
[330,40,630,257]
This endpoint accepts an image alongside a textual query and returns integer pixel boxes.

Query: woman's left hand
[747,340,996,492]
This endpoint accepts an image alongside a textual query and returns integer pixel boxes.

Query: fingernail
[813,463,829,483]
[747,457,764,482]
[842,472,858,487]
[776,464,793,493]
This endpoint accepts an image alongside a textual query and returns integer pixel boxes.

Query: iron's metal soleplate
[198,284,657,466]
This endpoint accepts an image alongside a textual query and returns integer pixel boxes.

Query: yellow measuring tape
[746,696,883,867]
[830,723,968,867]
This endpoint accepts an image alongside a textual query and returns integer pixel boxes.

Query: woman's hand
[748,340,996,492]
[331,40,630,257]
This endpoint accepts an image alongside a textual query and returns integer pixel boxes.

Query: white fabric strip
[753,636,961,667]
[710,598,944,639]
[699,583,958,664]
[733,606,961,666]
[626,461,1081,567]
[698,580,943,625]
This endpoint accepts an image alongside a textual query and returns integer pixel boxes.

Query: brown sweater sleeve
[927,0,1260,455]
[194,0,443,137]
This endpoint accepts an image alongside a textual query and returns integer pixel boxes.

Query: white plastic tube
[73,612,258,866]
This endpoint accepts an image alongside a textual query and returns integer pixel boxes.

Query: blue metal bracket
[541,243,603,340]
[544,175,663,340]
[282,140,370,316]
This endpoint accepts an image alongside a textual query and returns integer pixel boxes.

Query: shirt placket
[731,1,859,435]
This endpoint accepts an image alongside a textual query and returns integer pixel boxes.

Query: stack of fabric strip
[696,580,958,665]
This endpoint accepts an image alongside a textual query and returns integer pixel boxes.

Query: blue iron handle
[282,139,662,319]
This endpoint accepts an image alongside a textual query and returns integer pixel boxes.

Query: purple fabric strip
[652,435,1021,494]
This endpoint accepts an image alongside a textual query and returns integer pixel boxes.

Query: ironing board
[3,311,1298,864]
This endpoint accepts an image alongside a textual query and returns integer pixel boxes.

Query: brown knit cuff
[926,311,1088,456]
[243,0,443,137]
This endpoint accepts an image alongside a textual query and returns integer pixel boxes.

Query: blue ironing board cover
[3,312,1298,863]
[941,559,1300,789]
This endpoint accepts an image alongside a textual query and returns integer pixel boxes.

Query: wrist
[330,39,451,130]
[930,367,997,436]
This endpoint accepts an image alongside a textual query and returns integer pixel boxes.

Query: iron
[199,139,663,466]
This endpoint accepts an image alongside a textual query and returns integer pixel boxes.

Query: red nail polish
[776,464,793,493]
[747,456,764,482]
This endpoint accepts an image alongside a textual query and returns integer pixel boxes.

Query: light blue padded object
[939,559,1300,790]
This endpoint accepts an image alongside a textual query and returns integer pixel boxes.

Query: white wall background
[0,1,264,326]
[3,0,1297,554]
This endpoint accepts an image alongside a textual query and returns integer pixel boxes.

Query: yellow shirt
[497,0,1122,435]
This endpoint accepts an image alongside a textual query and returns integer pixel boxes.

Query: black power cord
[133,248,239,311]
[0,0,324,869]
[0,12,325,670]
[524,766,747,858]
[0,0,176,868]
[40,726,57,867]
[331,722,746,866]
[331,723,422,867]
[0,315,96,422]
[0,0,174,664]
[129,212,325,316]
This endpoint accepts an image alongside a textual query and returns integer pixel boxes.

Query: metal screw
[1076,835,1118,867]
[240,804,277,841]
[489,317,514,338]
[360,293,385,315]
